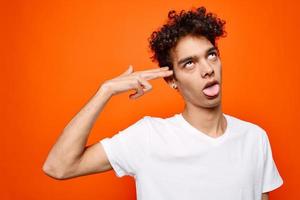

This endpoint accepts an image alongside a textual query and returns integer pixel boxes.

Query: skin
[167,35,226,138]
[262,192,269,199]
[42,65,174,179]
[166,35,269,199]
[43,30,269,199]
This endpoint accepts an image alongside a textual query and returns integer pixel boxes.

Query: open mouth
[202,81,220,98]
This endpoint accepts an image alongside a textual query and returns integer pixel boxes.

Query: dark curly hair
[148,6,227,82]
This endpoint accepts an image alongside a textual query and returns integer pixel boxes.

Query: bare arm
[42,86,113,179]
[262,192,269,200]
[42,65,173,180]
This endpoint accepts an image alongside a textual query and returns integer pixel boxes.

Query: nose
[201,61,214,78]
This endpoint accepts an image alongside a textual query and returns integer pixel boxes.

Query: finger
[119,65,134,77]
[141,70,173,80]
[129,79,144,99]
[142,66,170,73]
[133,66,170,75]
[129,76,153,99]
[137,77,152,94]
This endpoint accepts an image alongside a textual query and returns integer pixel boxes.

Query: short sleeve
[99,116,150,178]
[261,131,284,193]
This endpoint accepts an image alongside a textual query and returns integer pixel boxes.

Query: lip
[203,80,219,90]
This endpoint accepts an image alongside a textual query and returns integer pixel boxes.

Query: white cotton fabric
[100,113,283,200]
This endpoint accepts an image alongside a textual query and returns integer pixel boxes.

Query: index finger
[134,66,170,74]
[141,70,174,80]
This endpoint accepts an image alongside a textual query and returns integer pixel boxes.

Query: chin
[190,98,221,109]
[202,97,221,108]
[183,92,222,108]
[206,102,221,109]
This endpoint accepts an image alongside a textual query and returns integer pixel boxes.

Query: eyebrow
[177,46,217,66]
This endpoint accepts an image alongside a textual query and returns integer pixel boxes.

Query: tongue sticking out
[202,83,220,97]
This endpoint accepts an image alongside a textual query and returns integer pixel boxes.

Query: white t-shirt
[100,113,283,200]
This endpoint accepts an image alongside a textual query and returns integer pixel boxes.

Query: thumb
[119,65,134,77]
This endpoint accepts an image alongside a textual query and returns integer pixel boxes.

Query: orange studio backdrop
[1,0,299,199]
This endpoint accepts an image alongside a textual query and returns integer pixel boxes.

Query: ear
[167,76,178,90]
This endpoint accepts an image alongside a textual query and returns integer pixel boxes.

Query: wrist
[97,84,113,99]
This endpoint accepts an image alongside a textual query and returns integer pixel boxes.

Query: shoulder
[117,114,176,135]
[225,113,268,140]
[143,114,178,125]
[141,114,179,133]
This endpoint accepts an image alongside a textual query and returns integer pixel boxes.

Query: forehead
[171,35,214,61]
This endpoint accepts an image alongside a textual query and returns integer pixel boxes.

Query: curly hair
[148,6,227,82]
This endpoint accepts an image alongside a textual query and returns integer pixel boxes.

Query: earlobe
[167,79,177,90]
[166,73,178,90]
[168,81,178,90]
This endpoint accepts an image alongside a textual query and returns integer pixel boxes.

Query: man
[43,6,283,200]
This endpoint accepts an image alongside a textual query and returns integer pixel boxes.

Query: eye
[184,60,194,68]
[208,52,218,60]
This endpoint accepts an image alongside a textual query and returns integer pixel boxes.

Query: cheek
[179,77,206,97]
[216,62,222,74]
[176,70,204,90]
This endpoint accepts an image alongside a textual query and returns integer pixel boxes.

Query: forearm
[43,86,112,177]
[262,192,269,200]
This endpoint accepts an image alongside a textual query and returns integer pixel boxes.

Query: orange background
[1,0,299,199]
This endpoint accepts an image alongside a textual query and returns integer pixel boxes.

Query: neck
[182,103,227,138]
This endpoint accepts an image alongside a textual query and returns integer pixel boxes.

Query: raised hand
[100,65,173,99]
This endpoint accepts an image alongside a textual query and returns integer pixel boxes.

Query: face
[168,35,222,108]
